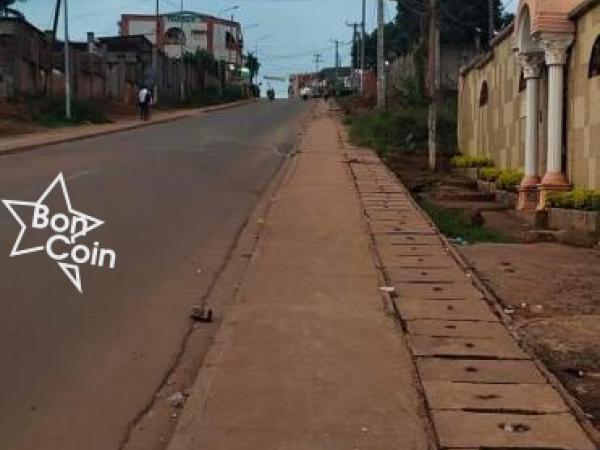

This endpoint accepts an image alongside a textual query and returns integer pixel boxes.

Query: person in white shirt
[138,86,153,121]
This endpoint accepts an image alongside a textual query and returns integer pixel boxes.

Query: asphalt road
[0,100,309,450]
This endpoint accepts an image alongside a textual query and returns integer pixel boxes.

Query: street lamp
[253,34,270,54]
[217,6,240,69]
[218,5,240,17]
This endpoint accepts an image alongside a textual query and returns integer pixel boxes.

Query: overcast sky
[19,0,518,91]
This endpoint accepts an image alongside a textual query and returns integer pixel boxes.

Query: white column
[518,52,544,186]
[540,34,573,187]
[547,64,563,176]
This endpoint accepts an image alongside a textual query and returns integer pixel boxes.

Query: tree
[1,0,25,18]
[183,49,219,76]
[245,52,260,84]
[356,0,515,70]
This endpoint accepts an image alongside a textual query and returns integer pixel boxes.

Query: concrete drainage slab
[432,411,596,449]
[377,254,457,269]
[346,145,597,449]
[407,319,512,338]
[392,282,483,300]
[423,381,569,413]
[416,358,547,384]
[408,335,528,359]
[386,268,466,283]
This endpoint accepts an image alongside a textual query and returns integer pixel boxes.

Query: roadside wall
[457,30,532,171]
[567,3,600,188]
[458,4,600,189]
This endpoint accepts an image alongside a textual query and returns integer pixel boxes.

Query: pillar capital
[539,33,574,66]
[517,52,545,79]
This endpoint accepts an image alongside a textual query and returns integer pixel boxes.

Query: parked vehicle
[300,86,312,100]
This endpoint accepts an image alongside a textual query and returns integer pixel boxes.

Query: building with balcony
[119,11,243,65]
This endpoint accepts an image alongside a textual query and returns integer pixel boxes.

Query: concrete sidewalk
[0,99,253,155]
[167,106,432,450]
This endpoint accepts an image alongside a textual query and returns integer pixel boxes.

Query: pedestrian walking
[138,86,153,121]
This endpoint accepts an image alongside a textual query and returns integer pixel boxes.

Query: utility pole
[153,0,159,104]
[345,22,359,70]
[333,39,340,73]
[180,0,185,102]
[427,0,440,171]
[376,0,385,108]
[360,0,366,94]
[488,0,495,43]
[43,0,62,95]
[64,0,71,119]
[361,0,366,70]
[313,53,322,73]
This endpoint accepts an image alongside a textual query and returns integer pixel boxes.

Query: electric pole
[180,0,185,102]
[346,22,359,70]
[489,0,495,43]
[64,0,71,119]
[313,53,322,73]
[331,39,340,72]
[361,0,366,69]
[427,0,440,171]
[43,0,62,95]
[376,0,385,108]
[153,0,159,103]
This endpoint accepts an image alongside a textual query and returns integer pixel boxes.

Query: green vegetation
[347,103,457,157]
[546,189,600,211]
[450,155,494,168]
[22,95,109,127]
[356,0,514,70]
[245,52,260,83]
[419,200,509,243]
[495,169,524,192]
[479,167,501,181]
[178,85,245,108]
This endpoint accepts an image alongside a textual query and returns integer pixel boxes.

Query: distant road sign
[263,76,286,82]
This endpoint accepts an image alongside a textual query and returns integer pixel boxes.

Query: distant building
[119,11,243,65]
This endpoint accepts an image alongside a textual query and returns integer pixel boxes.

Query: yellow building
[458,0,600,209]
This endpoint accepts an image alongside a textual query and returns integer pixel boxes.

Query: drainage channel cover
[407,319,513,339]
[386,268,466,284]
[416,358,546,384]
[391,282,483,300]
[378,254,456,269]
[423,381,569,413]
[409,335,528,359]
[432,411,595,449]
[375,234,442,246]
[397,299,499,322]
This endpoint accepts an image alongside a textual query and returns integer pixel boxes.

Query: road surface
[0,100,309,450]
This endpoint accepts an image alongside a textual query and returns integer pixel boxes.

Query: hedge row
[450,155,494,168]
[546,188,600,211]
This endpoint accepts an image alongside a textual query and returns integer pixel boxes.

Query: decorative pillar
[538,34,573,207]
[517,52,544,210]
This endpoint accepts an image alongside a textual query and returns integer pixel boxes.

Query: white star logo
[2,173,109,293]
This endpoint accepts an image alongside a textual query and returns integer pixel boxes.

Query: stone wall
[567,3,600,188]
[458,4,600,190]
[457,29,530,171]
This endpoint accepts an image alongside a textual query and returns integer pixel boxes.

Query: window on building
[191,30,205,40]
[479,81,489,106]
[589,35,600,78]
[164,27,185,45]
